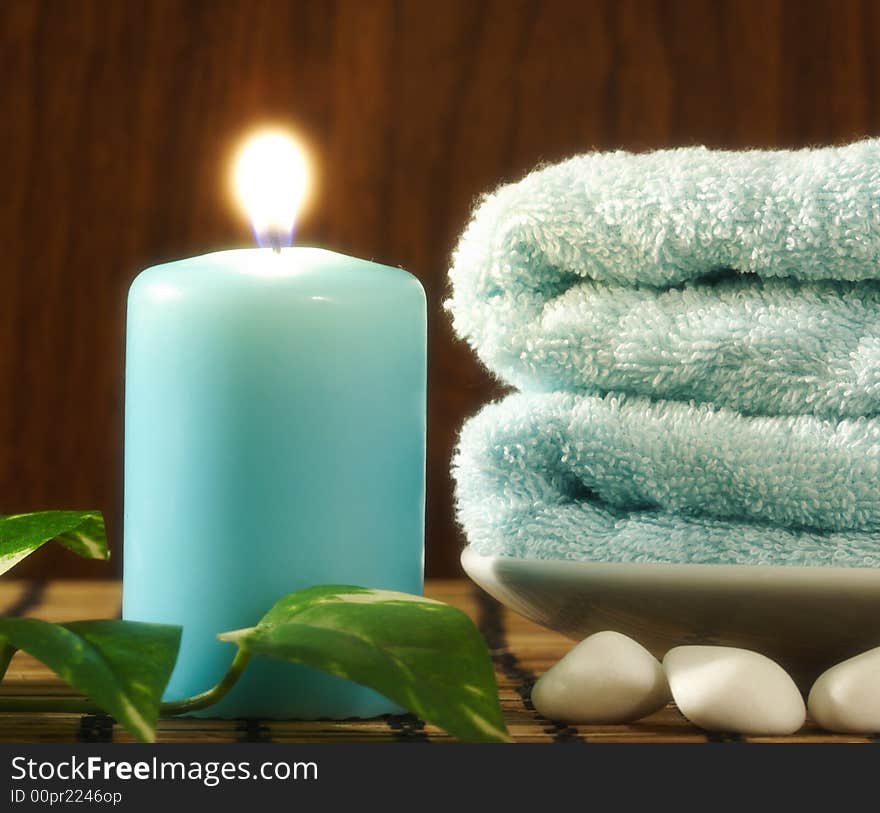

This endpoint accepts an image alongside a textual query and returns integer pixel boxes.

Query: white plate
[461,547,880,687]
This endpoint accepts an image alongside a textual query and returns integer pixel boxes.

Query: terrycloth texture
[455,393,880,567]
[448,140,880,567]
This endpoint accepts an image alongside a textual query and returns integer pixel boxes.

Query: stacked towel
[447,141,880,567]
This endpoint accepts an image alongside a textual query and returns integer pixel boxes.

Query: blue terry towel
[447,140,880,567]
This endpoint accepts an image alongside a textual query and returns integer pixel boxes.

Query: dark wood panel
[1,0,879,578]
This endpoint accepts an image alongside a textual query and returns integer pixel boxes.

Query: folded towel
[448,140,880,567]
[455,392,880,567]
[448,140,880,416]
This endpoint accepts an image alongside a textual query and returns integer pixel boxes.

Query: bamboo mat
[0,580,872,743]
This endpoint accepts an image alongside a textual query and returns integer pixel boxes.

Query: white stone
[531,631,670,724]
[808,647,880,733]
[663,646,805,735]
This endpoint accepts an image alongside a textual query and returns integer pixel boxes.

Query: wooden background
[1,0,879,578]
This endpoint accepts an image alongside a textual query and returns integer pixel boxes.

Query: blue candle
[122,246,426,717]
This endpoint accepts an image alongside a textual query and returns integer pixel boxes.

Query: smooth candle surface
[123,247,426,718]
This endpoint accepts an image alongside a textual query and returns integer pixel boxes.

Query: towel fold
[448,140,880,567]
[455,392,880,567]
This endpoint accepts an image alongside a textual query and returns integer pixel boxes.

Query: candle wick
[263,227,285,254]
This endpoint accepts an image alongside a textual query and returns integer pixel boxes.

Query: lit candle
[122,129,426,718]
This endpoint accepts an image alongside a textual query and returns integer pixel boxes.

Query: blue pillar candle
[122,247,426,718]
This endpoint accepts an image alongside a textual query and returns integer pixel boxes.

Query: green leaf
[0,640,13,680]
[0,618,181,742]
[219,585,511,743]
[0,511,108,576]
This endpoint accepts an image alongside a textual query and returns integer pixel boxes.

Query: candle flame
[233,128,311,249]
